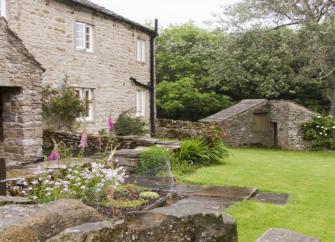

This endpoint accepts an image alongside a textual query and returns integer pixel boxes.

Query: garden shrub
[177,138,227,166]
[42,84,85,131]
[209,141,228,163]
[136,146,175,175]
[114,110,146,136]
[303,115,335,150]
[177,138,211,165]
[13,150,127,205]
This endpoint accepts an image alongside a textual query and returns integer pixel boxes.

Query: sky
[91,0,239,28]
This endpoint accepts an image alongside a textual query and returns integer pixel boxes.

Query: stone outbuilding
[201,99,317,150]
[0,17,44,167]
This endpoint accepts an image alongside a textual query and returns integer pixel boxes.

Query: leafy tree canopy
[157,78,231,121]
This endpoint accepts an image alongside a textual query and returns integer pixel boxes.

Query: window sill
[75,49,95,54]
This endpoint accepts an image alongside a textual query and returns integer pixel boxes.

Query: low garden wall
[43,130,157,155]
[155,119,224,140]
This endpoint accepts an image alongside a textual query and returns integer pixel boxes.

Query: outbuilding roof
[63,0,157,36]
[201,99,268,122]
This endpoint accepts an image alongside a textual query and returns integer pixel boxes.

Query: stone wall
[269,100,316,150]
[220,103,274,147]
[6,0,153,133]
[0,18,44,167]
[43,130,159,155]
[215,100,316,150]
[155,119,224,140]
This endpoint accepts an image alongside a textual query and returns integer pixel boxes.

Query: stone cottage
[1,0,157,134]
[0,17,44,167]
[201,99,317,150]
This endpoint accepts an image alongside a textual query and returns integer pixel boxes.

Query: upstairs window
[136,39,146,62]
[0,0,7,18]
[75,22,93,52]
[136,90,145,117]
[76,88,94,121]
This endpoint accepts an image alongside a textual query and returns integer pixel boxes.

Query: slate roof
[201,99,268,123]
[64,0,156,36]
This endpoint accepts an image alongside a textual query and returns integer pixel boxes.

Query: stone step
[256,228,321,242]
[175,184,257,200]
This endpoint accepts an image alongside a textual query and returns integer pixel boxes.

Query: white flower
[80,186,86,189]
[317,116,322,118]
[32,196,38,200]
[32,180,39,185]
[96,188,101,192]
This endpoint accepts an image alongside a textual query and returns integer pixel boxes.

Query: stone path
[256,228,321,242]
[175,184,257,199]
[251,192,289,205]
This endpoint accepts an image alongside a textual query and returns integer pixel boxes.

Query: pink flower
[49,148,60,161]
[108,116,114,130]
[79,129,88,148]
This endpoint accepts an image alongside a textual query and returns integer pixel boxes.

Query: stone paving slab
[153,195,237,217]
[256,228,321,242]
[175,184,257,200]
[251,192,289,205]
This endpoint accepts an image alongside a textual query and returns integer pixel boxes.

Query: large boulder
[48,197,237,242]
[47,220,125,242]
[0,199,104,242]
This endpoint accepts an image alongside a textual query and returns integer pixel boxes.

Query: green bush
[42,84,85,131]
[177,138,227,166]
[115,110,146,136]
[209,141,228,163]
[136,146,175,175]
[177,139,211,165]
[303,115,335,150]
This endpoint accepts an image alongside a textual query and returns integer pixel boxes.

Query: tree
[156,23,232,120]
[217,0,335,114]
[156,23,221,89]
[209,27,330,112]
[157,78,231,121]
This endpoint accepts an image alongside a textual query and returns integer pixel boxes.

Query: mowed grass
[176,148,335,242]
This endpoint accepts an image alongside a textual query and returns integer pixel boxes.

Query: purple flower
[108,116,114,130]
[49,148,60,161]
[79,129,88,148]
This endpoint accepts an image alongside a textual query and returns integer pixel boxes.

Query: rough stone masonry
[5,0,156,133]
[0,17,44,167]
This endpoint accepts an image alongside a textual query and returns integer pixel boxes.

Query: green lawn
[176,148,335,242]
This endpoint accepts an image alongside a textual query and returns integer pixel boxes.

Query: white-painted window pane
[141,41,146,62]
[141,91,145,116]
[137,40,141,61]
[85,26,92,50]
[136,91,141,116]
[0,0,7,18]
[75,22,85,49]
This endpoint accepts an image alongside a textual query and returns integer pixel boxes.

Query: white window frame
[136,90,145,117]
[75,22,93,52]
[76,88,94,121]
[0,0,7,19]
[136,39,146,62]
